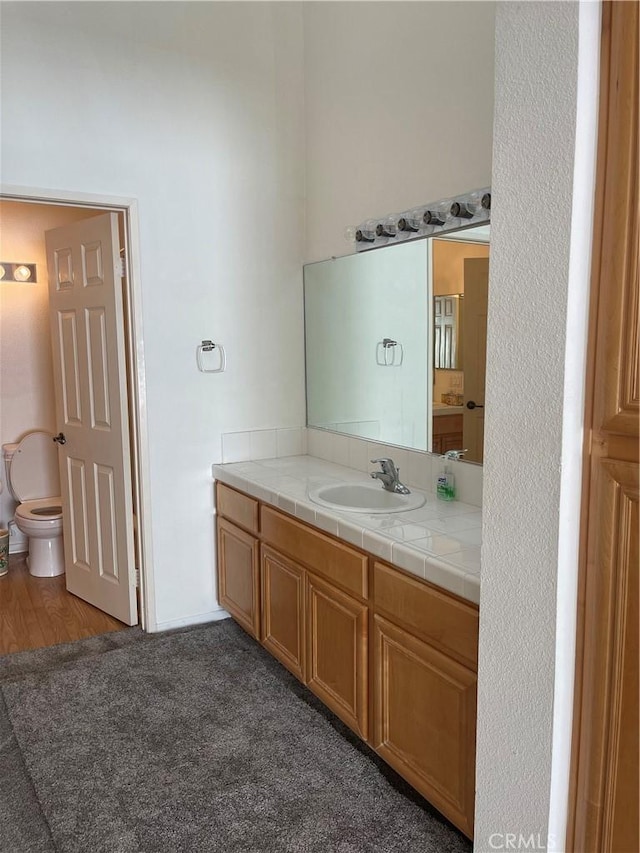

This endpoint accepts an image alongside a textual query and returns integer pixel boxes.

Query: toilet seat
[16,498,63,522]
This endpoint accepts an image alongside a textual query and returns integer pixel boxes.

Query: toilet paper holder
[196,340,226,373]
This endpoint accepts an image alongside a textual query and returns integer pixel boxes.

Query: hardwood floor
[0,552,126,655]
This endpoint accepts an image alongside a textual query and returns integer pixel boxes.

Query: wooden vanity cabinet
[372,561,478,837]
[215,483,478,839]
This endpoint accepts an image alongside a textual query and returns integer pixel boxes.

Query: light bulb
[376,216,398,239]
[422,207,446,227]
[13,265,32,282]
[356,219,376,243]
[450,200,475,220]
[397,210,421,233]
[450,189,491,220]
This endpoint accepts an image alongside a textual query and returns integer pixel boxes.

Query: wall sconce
[345,187,491,252]
[0,262,37,283]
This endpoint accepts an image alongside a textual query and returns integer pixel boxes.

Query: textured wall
[475,2,583,847]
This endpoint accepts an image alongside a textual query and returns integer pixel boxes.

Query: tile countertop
[212,455,481,605]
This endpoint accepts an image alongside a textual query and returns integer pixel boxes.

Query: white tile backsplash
[221,428,307,463]
[221,431,252,463]
[449,459,484,507]
[404,451,433,491]
[306,427,330,460]
[276,428,304,458]
[347,437,369,472]
[331,433,351,467]
[250,430,277,460]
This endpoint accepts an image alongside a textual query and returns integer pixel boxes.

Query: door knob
[52,432,67,445]
[466,401,484,410]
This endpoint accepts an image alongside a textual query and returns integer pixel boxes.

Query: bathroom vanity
[213,457,480,838]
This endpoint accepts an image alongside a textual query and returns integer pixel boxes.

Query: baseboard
[152,608,230,633]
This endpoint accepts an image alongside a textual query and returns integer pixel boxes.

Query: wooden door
[306,571,368,739]
[261,546,305,682]
[462,257,489,463]
[45,213,137,625]
[373,614,476,839]
[568,3,639,850]
[217,517,260,639]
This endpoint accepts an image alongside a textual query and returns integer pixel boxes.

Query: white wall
[0,2,306,629]
[0,202,101,536]
[475,2,598,848]
[303,1,496,262]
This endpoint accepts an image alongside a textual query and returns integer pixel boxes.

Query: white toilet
[3,431,65,577]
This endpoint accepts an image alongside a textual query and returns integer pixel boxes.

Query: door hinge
[135,567,140,588]
[116,255,125,278]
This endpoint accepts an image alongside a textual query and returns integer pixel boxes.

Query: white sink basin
[308,482,425,514]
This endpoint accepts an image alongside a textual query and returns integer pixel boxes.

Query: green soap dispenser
[436,449,466,501]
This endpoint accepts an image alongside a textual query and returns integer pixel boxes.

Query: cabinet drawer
[373,561,478,670]
[216,482,259,534]
[261,506,368,599]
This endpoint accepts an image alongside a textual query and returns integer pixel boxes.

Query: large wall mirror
[304,223,489,464]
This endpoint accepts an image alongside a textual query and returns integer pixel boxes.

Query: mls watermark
[487,833,557,850]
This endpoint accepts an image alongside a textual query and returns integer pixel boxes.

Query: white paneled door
[45,213,137,625]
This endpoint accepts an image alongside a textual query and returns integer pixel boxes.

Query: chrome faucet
[370,458,411,494]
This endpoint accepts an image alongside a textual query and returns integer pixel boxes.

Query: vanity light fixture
[346,187,491,251]
[0,262,37,283]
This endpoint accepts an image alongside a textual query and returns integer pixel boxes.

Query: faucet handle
[443,449,467,461]
[371,457,397,474]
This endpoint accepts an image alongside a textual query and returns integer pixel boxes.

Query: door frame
[0,183,156,631]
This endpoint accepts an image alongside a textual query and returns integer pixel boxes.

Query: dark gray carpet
[0,619,472,853]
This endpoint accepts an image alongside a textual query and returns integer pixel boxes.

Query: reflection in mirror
[305,240,430,450]
[432,229,489,463]
[304,224,489,463]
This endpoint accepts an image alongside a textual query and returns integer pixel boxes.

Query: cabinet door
[306,572,368,739]
[440,431,465,453]
[261,546,305,682]
[373,615,476,839]
[217,517,260,638]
